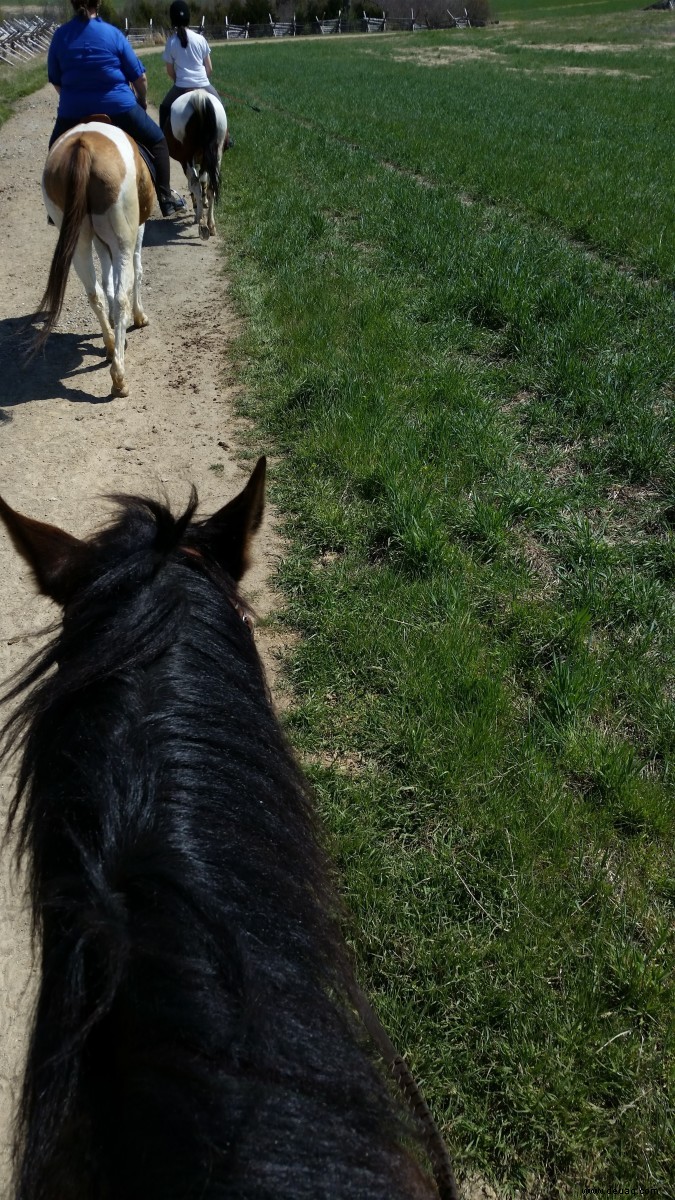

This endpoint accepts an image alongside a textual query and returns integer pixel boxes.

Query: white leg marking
[206,185,216,237]
[95,235,115,326]
[189,165,202,227]
[72,232,115,359]
[132,224,149,328]
[109,247,134,396]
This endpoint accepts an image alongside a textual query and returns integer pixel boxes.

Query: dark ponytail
[71,0,97,20]
[169,1,190,46]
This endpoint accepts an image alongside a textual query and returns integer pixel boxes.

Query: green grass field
[494,0,642,17]
[149,11,674,1194]
[0,60,46,125]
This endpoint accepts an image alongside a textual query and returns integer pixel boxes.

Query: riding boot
[152,136,186,217]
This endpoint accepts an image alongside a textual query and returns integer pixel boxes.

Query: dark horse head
[0,462,440,1200]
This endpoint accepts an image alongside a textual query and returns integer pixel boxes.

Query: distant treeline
[103,0,491,31]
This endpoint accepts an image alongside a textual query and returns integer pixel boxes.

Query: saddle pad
[136,143,156,184]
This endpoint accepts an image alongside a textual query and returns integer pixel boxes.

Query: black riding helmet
[169,0,190,25]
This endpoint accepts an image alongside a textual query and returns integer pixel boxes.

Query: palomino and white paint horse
[39,120,154,397]
[165,90,227,240]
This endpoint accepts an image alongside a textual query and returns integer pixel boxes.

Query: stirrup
[158,189,186,217]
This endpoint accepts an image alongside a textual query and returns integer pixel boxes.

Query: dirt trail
[0,84,282,1188]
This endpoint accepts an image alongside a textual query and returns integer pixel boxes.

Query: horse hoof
[199,225,211,241]
[134,314,150,328]
[111,369,129,396]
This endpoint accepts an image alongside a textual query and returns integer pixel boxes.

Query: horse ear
[200,456,266,580]
[0,497,89,605]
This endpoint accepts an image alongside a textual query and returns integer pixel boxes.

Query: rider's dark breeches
[146,136,171,193]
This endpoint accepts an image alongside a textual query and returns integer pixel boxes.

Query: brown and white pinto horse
[165,90,227,240]
[39,120,154,397]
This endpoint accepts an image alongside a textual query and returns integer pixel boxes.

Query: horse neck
[22,559,328,925]
[11,558,436,1200]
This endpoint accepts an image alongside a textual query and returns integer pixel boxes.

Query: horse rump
[191,90,224,203]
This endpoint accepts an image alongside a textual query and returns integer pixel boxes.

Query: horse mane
[2,492,435,1200]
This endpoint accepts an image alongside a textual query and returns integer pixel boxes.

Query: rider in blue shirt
[48,0,185,216]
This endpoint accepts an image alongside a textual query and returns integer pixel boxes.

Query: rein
[351,983,461,1200]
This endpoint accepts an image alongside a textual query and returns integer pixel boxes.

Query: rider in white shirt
[159,0,222,132]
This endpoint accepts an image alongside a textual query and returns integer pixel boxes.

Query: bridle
[179,543,459,1198]
[231,598,255,634]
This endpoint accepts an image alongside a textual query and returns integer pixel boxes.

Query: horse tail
[35,136,91,351]
[197,93,222,203]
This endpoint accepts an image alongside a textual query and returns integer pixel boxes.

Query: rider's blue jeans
[48,104,171,194]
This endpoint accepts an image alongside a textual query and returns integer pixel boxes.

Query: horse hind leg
[94,235,115,346]
[188,165,201,228]
[91,214,134,395]
[131,224,149,329]
[206,185,216,238]
[72,234,115,361]
[196,176,211,241]
[108,246,135,396]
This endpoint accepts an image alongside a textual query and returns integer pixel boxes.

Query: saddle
[82,114,156,183]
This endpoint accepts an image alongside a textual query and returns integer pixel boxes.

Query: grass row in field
[149,20,673,1195]
[495,0,644,17]
[201,13,675,282]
